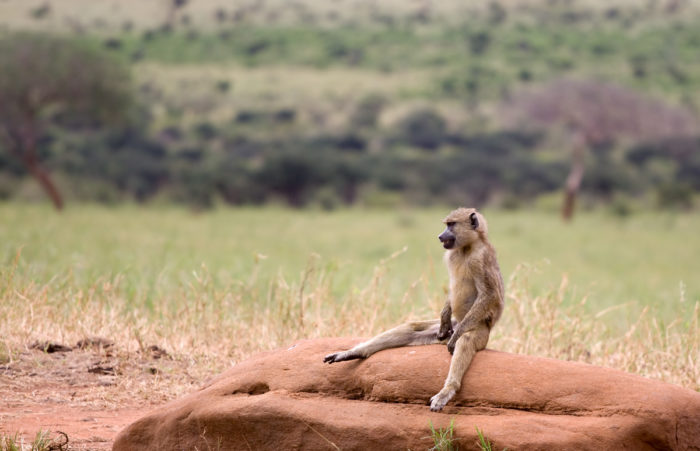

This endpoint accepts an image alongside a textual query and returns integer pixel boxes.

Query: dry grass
[1,244,698,408]
[494,267,699,390]
[0,247,428,405]
[0,430,66,451]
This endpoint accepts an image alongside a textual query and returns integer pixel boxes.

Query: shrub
[396,108,447,150]
[350,94,386,129]
[657,182,694,210]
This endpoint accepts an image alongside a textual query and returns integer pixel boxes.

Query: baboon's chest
[448,269,477,321]
[450,281,476,320]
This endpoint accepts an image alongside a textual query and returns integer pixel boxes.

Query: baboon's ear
[469,212,479,230]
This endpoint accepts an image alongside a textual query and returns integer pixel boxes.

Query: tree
[396,107,447,150]
[0,33,132,210]
[510,78,696,220]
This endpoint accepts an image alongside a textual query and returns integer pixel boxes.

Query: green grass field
[1,204,698,391]
[2,204,697,319]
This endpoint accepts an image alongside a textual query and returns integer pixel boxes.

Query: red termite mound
[114,338,700,450]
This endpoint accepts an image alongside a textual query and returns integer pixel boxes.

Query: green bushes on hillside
[1,1,700,210]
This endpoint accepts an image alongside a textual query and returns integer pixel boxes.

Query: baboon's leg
[324,319,446,363]
[429,323,490,411]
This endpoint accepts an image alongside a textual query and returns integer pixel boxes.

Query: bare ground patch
[0,340,204,450]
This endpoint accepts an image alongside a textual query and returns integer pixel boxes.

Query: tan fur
[323,207,505,411]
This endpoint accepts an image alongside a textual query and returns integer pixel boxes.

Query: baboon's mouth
[442,239,455,249]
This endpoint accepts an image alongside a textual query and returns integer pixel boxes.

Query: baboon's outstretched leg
[323,319,448,364]
[429,323,490,411]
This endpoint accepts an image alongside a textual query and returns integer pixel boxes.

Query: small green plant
[476,427,492,451]
[476,427,506,451]
[428,419,458,451]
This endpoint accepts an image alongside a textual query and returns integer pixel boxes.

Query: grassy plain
[1,204,698,394]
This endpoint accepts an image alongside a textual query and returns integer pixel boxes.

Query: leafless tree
[508,78,697,220]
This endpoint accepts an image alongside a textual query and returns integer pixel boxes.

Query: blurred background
[1,0,699,215]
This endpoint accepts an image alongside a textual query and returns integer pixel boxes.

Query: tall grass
[0,204,698,399]
[495,268,699,389]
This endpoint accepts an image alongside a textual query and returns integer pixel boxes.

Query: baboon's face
[438,208,484,250]
[438,222,458,249]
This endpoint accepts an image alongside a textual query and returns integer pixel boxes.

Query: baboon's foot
[323,350,361,364]
[429,387,456,411]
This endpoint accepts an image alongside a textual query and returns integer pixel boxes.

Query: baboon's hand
[446,336,457,355]
[437,326,453,341]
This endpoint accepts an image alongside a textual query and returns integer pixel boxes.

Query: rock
[114,338,700,451]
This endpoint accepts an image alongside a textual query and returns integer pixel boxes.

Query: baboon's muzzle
[439,231,455,249]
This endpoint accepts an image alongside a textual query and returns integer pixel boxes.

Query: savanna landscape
[1,0,699,449]
[2,206,698,449]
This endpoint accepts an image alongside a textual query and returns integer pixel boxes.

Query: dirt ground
[0,340,202,450]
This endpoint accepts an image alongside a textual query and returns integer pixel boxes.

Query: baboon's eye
[446,222,456,227]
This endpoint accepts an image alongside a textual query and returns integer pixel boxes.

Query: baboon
[323,207,504,411]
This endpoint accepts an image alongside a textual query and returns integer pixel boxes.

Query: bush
[193,122,218,141]
[312,187,341,211]
[350,94,386,129]
[468,31,491,55]
[255,152,328,207]
[657,183,694,210]
[0,173,19,200]
[396,108,447,150]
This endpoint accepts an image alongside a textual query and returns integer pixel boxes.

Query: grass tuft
[428,419,458,451]
[475,427,500,451]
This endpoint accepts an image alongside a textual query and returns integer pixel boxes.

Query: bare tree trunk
[7,119,65,211]
[562,133,586,222]
[25,158,64,210]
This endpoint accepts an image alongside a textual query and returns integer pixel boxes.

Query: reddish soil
[0,402,143,450]
[0,342,196,450]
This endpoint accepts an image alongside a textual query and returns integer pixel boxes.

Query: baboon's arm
[437,300,453,340]
[447,298,490,354]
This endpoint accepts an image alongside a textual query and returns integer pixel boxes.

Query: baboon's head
[438,207,487,250]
